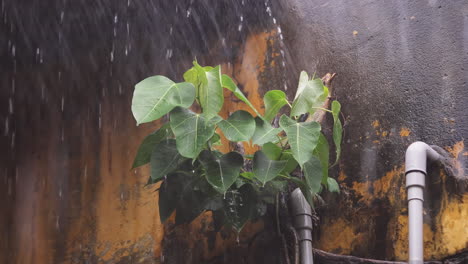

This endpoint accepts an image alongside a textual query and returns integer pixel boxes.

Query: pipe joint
[407,186,424,202]
[405,141,441,174]
[406,171,426,189]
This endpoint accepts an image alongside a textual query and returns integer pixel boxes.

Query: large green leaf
[279,115,321,167]
[252,117,282,146]
[132,76,196,125]
[218,110,255,142]
[303,156,323,194]
[223,184,257,233]
[332,101,343,165]
[150,139,186,181]
[221,74,262,118]
[199,150,243,194]
[253,151,287,186]
[158,172,192,223]
[199,65,223,120]
[313,133,329,184]
[175,184,208,225]
[170,107,216,159]
[263,90,288,122]
[290,71,328,117]
[132,123,171,169]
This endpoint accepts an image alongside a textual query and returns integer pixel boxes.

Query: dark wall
[0,0,284,263]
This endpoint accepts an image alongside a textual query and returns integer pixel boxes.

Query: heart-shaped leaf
[290,71,328,117]
[313,133,329,183]
[331,101,342,165]
[279,115,321,167]
[223,184,257,233]
[158,173,191,223]
[252,117,282,146]
[222,74,262,118]
[303,156,323,194]
[170,107,216,159]
[199,150,243,194]
[132,123,172,169]
[199,65,223,120]
[253,151,287,186]
[132,76,195,125]
[264,90,288,122]
[150,139,186,181]
[218,110,255,142]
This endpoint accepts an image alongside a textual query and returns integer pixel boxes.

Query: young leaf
[303,156,323,194]
[221,74,262,118]
[332,101,343,165]
[313,133,329,184]
[132,123,172,169]
[290,71,327,117]
[183,67,199,85]
[253,151,287,186]
[170,107,216,159]
[327,178,340,193]
[240,172,255,180]
[209,132,222,146]
[218,110,255,142]
[199,150,244,194]
[132,76,196,125]
[252,117,282,146]
[261,142,282,160]
[279,151,299,174]
[199,65,223,120]
[279,115,321,167]
[150,139,186,181]
[263,90,288,122]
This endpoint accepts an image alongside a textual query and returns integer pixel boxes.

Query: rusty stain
[399,127,411,137]
[445,140,466,177]
[372,120,380,128]
[315,218,365,254]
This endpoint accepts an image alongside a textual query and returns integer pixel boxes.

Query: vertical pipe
[290,188,314,264]
[300,240,314,264]
[405,142,441,264]
[407,181,424,264]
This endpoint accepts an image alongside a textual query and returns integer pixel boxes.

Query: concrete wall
[0,0,467,263]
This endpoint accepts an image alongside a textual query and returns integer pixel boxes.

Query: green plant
[131,61,342,233]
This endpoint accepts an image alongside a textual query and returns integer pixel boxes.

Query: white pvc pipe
[405,142,441,264]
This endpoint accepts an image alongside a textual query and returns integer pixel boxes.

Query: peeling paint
[399,127,411,137]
